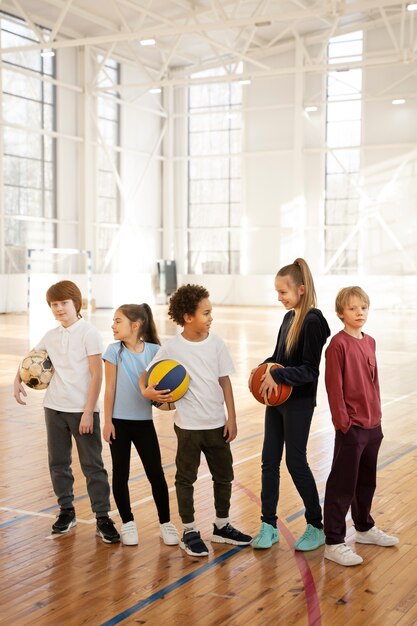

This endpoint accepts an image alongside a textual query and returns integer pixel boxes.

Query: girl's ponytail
[116,303,161,351]
[277,257,316,356]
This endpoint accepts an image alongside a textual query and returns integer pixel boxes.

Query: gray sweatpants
[44,408,110,516]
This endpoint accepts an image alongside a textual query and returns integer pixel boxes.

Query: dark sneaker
[52,508,77,534]
[180,530,209,556]
[96,516,120,544]
[211,523,252,546]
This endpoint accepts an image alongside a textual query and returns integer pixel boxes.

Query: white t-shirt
[148,332,235,430]
[35,318,103,412]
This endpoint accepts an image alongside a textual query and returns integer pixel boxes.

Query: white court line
[382,389,417,408]
[0,506,91,524]
[3,390,416,525]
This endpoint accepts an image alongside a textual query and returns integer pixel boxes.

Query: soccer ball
[19,349,55,390]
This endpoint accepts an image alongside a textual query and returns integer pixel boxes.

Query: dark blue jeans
[260,401,322,529]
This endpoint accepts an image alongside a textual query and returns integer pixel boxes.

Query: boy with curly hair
[140,284,251,556]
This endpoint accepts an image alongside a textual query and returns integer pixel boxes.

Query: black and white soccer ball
[19,349,55,390]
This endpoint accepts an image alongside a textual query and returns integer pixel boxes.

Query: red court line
[234,480,322,626]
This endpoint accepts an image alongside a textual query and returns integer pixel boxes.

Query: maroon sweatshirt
[325,330,382,433]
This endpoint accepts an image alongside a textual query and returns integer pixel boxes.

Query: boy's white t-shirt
[148,332,235,430]
[35,318,103,412]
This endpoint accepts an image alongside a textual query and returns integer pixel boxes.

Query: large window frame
[325,31,363,274]
[187,69,242,275]
[1,11,56,273]
[96,55,121,273]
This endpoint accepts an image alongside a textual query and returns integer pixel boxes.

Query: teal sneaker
[252,522,279,549]
[294,524,325,551]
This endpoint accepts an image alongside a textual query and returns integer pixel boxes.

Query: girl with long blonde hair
[251,258,330,551]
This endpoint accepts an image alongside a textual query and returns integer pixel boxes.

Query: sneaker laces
[97,517,115,531]
[258,523,273,538]
[300,524,320,540]
[336,543,353,555]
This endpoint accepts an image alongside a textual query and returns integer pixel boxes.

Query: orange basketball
[249,363,292,406]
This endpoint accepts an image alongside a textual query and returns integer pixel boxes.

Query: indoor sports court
[1,1,416,625]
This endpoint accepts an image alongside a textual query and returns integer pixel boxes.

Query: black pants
[110,419,170,524]
[260,401,322,528]
[324,424,383,545]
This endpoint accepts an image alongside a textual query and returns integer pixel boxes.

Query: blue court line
[99,546,246,626]
[0,432,263,529]
[284,443,417,524]
[99,441,417,626]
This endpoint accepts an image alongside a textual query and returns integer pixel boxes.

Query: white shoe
[121,521,138,546]
[324,543,363,566]
[160,521,180,545]
[355,526,399,547]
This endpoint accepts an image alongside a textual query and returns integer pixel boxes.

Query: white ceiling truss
[1,0,417,94]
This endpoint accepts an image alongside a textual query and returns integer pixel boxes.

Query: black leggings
[261,401,322,529]
[110,419,170,524]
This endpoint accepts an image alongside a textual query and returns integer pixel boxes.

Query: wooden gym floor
[0,304,416,626]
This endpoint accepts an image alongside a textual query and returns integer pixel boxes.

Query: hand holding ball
[249,363,292,406]
[146,359,189,407]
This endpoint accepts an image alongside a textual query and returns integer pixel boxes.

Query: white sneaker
[160,521,180,546]
[324,543,363,566]
[120,521,138,546]
[355,526,399,547]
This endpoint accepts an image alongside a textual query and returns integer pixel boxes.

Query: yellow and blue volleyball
[146,359,190,402]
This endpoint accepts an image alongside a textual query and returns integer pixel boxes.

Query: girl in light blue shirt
[103,303,179,547]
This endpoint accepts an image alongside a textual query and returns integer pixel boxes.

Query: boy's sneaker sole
[180,540,209,556]
[96,528,120,544]
[180,531,209,556]
[51,519,77,535]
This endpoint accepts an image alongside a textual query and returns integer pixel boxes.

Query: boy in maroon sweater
[323,286,399,567]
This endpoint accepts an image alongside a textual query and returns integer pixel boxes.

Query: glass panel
[326,174,360,200]
[44,136,54,161]
[98,96,118,121]
[326,149,360,174]
[4,127,41,158]
[188,204,229,227]
[326,120,361,147]
[189,130,231,156]
[1,14,57,268]
[1,32,42,72]
[2,68,41,99]
[188,65,242,275]
[44,190,55,219]
[189,179,229,204]
[327,100,362,122]
[98,118,118,144]
[98,170,117,198]
[325,199,359,226]
[327,69,362,98]
[97,197,119,223]
[189,229,228,251]
[189,157,230,180]
[3,93,42,127]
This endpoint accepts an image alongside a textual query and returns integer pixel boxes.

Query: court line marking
[98,439,417,626]
[99,546,248,626]
[2,389,416,528]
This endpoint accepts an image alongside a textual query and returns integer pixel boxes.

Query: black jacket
[265,308,330,406]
